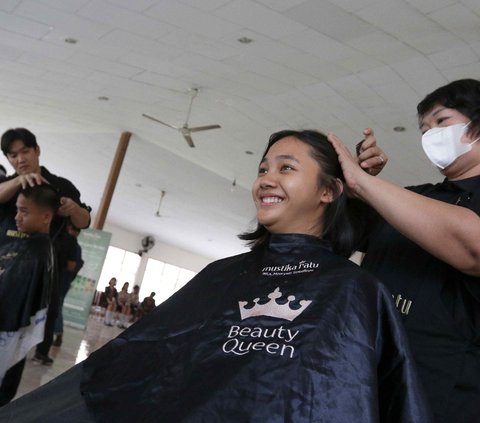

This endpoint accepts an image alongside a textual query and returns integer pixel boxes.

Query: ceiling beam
[93,131,131,230]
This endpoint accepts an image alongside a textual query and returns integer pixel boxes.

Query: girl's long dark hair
[239,129,364,257]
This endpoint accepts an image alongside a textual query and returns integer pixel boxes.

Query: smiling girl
[0,130,431,423]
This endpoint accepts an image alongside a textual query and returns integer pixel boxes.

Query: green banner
[63,228,112,329]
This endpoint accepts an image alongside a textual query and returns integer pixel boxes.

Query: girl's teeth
[263,197,282,203]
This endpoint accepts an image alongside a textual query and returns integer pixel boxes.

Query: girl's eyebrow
[275,154,299,162]
[260,154,300,166]
[261,154,299,163]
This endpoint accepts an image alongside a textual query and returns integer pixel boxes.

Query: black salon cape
[0,234,431,423]
[0,234,53,332]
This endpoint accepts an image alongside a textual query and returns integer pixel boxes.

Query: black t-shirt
[56,231,83,297]
[361,175,480,423]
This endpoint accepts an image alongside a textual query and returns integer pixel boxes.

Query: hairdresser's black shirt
[0,166,90,245]
[362,175,480,423]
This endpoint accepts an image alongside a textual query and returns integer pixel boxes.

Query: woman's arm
[328,131,480,276]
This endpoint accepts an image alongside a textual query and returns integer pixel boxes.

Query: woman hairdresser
[329,78,480,423]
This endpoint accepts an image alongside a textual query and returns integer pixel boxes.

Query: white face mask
[421,122,479,169]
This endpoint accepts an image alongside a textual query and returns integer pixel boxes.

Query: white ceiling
[0,0,479,262]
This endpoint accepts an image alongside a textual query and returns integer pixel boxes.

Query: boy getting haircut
[0,185,59,390]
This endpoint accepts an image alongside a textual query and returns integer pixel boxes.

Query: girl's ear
[321,178,343,204]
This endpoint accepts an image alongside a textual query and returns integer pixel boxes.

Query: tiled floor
[14,312,125,401]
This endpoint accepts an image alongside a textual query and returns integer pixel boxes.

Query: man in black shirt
[0,128,91,405]
[0,128,90,241]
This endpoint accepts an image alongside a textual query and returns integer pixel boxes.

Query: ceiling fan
[142,88,221,148]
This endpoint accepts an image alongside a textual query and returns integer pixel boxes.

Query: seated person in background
[0,185,59,405]
[103,278,118,327]
[0,130,432,422]
[116,282,130,329]
[137,291,156,320]
[129,285,140,323]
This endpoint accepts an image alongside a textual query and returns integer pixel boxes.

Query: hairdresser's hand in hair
[356,128,388,176]
[327,131,373,198]
[0,172,46,203]
[17,172,48,189]
[329,130,480,276]
[58,197,90,229]
[58,197,80,217]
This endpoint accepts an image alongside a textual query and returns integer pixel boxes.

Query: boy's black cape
[0,234,53,332]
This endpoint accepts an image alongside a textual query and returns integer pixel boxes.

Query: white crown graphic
[238,287,312,321]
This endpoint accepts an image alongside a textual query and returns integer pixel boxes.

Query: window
[97,246,141,292]
[96,247,196,306]
[140,259,196,305]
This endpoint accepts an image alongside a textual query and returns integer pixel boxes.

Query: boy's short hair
[1,128,38,156]
[19,184,60,214]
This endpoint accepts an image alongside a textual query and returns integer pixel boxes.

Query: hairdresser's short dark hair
[19,184,60,214]
[417,79,480,139]
[1,128,38,156]
[239,129,364,257]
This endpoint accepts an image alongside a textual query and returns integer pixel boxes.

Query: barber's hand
[327,131,372,198]
[356,128,388,176]
[17,173,48,189]
[58,197,78,217]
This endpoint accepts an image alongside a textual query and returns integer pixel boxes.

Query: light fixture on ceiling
[64,37,78,44]
[98,96,110,101]
[393,126,406,132]
[155,190,166,217]
[237,37,254,44]
[245,150,254,155]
